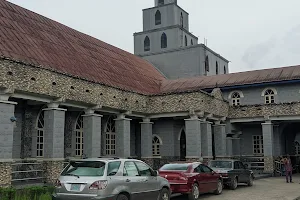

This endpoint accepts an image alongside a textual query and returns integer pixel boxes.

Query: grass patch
[0,186,54,200]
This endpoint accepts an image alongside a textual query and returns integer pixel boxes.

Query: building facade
[0,0,299,187]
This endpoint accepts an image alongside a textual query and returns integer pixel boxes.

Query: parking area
[172,175,300,200]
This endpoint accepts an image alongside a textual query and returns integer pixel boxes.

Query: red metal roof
[0,0,165,94]
[160,65,300,93]
[2,1,300,96]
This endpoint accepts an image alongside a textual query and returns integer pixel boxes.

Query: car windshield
[160,163,190,171]
[209,161,233,169]
[61,161,106,177]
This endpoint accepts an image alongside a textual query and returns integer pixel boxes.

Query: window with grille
[231,92,241,106]
[36,110,44,157]
[205,56,209,72]
[161,33,167,48]
[106,116,116,155]
[295,141,300,155]
[155,10,161,25]
[253,135,264,155]
[144,36,150,52]
[158,0,164,6]
[75,115,84,157]
[152,136,162,156]
[264,89,275,104]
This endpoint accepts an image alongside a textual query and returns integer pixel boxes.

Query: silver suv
[52,157,171,200]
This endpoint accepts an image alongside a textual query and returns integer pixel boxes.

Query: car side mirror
[153,170,159,176]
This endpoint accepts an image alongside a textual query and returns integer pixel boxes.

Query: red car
[159,162,223,200]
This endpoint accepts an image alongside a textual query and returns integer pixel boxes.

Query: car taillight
[55,179,62,188]
[222,173,228,177]
[89,180,108,190]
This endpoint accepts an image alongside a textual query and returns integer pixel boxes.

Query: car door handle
[125,179,131,182]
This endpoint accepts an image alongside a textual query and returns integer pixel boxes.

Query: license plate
[70,184,81,191]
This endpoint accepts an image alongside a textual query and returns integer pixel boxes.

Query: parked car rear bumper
[52,193,116,200]
[169,183,191,194]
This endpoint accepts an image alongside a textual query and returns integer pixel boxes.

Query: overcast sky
[8,0,300,73]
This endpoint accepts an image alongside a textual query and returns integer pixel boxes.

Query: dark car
[208,159,254,190]
[158,162,223,200]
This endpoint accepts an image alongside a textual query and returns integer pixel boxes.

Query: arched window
[158,0,164,6]
[36,110,45,157]
[205,56,209,72]
[216,61,219,74]
[144,36,150,52]
[105,116,116,155]
[224,65,226,74]
[75,114,84,157]
[161,33,167,49]
[263,89,276,104]
[191,39,193,45]
[180,12,183,28]
[231,92,241,106]
[295,141,300,155]
[185,36,187,46]
[155,10,161,25]
[152,136,162,156]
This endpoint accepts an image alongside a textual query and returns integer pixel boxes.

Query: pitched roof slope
[161,65,300,93]
[0,0,165,94]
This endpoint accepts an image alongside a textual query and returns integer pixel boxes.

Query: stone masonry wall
[229,102,300,118]
[43,161,64,184]
[0,162,12,187]
[0,59,228,117]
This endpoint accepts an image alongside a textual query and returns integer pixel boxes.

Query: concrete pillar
[213,122,227,158]
[262,121,274,173]
[0,100,17,160]
[185,116,202,160]
[43,107,66,159]
[200,121,213,160]
[83,113,102,158]
[273,125,281,156]
[115,114,131,158]
[232,137,241,157]
[226,137,233,157]
[140,118,154,167]
[140,118,153,158]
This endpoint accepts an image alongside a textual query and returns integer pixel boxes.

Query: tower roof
[0,0,165,94]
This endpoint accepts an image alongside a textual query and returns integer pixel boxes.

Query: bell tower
[134,0,197,55]
[134,0,229,79]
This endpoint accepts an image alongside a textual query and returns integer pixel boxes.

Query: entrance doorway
[180,129,186,160]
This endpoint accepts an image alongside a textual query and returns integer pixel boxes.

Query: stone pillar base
[264,157,275,174]
[0,162,12,187]
[43,160,64,184]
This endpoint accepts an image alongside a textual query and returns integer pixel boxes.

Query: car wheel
[159,188,170,200]
[188,183,200,200]
[247,174,254,186]
[229,177,238,190]
[117,194,129,200]
[214,179,223,195]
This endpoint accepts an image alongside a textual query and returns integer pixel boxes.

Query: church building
[0,0,299,187]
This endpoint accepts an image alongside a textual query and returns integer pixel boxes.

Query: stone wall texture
[0,162,12,187]
[0,59,228,117]
[43,161,64,184]
[229,102,300,118]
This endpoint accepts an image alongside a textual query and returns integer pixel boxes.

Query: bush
[0,186,54,200]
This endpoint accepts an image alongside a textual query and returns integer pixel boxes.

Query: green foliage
[0,186,54,200]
